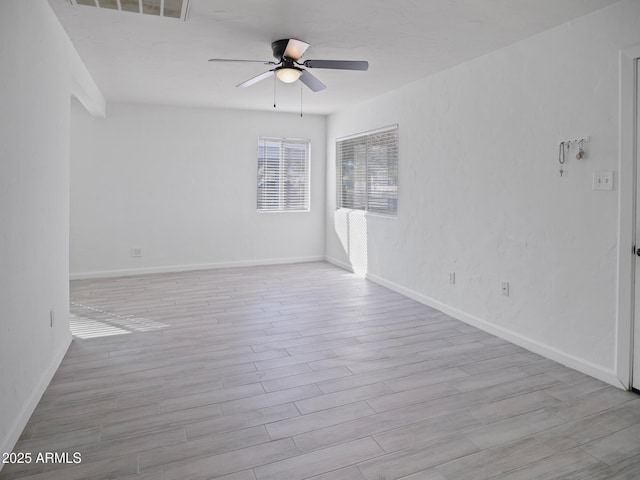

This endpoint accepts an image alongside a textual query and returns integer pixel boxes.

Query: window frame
[336,124,399,216]
[257,137,311,213]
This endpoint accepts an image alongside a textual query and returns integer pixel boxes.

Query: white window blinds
[257,137,310,212]
[336,125,398,214]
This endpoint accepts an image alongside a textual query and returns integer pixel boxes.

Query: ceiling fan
[208,39,368,92]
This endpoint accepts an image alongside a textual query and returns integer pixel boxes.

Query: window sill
[257,210,311,214]
[335,208,397,219]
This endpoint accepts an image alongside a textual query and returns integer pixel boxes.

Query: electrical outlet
[131,247,143,257]
[50,308,55,328]
[449,272,456,285]
[501,281,510,297]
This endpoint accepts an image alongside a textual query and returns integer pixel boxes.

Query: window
[336,125,398,214]
[257,137,310,212]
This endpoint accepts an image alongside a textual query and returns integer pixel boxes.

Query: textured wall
[326,1,640,383]
[0,0,94,459]
[70,103,326,277]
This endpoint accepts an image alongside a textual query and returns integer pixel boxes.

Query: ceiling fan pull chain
[273,74,277,108]
[300,82,303,117]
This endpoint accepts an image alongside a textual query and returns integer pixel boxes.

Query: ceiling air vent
[70,0,189,20]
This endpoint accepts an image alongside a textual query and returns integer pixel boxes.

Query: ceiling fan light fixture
[276,67,301,83]
[210,39,367,93]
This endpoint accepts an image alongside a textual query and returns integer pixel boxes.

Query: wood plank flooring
[3,261,640,480]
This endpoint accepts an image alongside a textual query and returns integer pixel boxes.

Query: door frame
[617,44,640,390]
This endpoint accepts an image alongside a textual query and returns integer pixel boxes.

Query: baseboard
[325,257,623,389]
[70,256,326,280]
[324,256,354,273]
[0,331,72,466]
[364,271,623,389]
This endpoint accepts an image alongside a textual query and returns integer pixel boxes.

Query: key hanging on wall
[559,141,567,177]
[576,139,585,160]
[557,136,589,178]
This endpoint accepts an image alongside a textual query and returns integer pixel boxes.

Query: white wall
[326,0,640,386]
[0,0,102,460]
[70,103,326,277]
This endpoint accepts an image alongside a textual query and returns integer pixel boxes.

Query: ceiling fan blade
[236,69,275,88]
[284,39,310,61]
[299,70,326,92]
[303,60,368,71]
[209,58,277,65]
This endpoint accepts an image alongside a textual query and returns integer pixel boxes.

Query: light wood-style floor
[3,262,640,480]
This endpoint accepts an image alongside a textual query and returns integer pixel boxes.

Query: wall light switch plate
[593,171,614,191]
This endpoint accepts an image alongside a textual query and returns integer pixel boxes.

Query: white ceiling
[49,0,618,115]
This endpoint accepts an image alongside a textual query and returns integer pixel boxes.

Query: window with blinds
[336,125,398,215]
[257,137,310,212]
